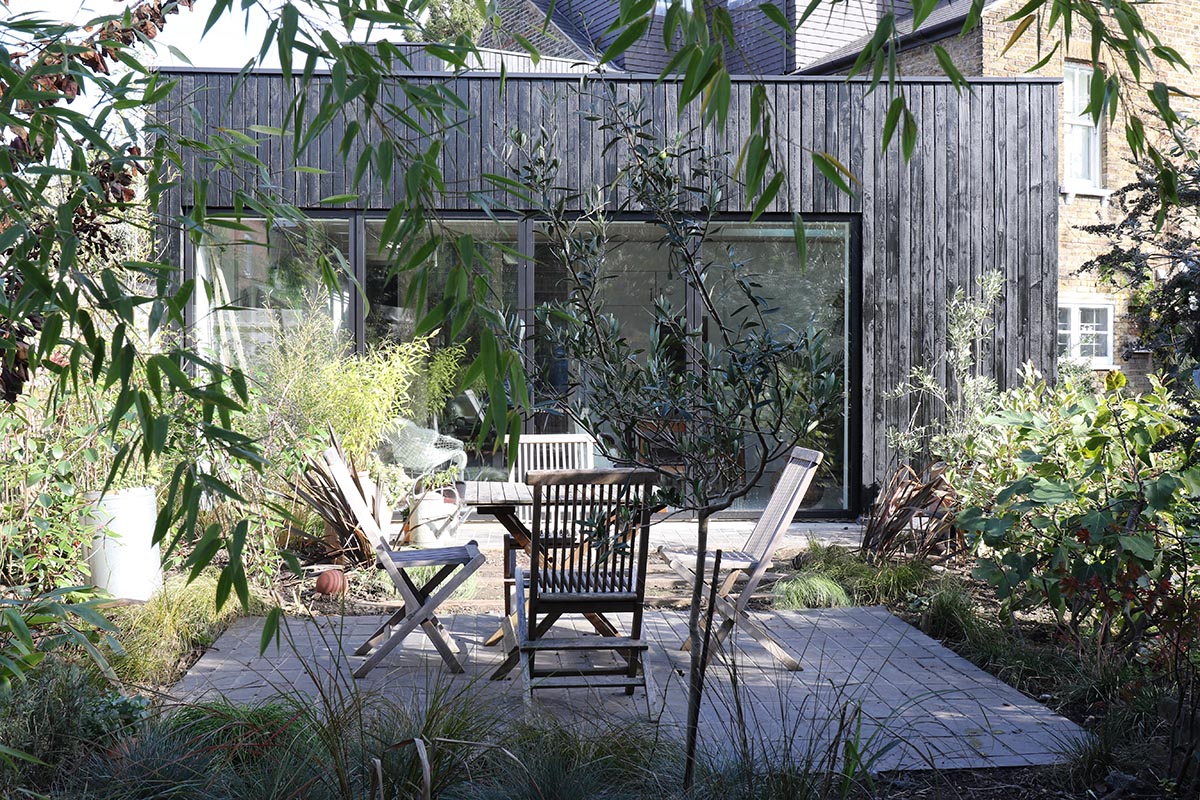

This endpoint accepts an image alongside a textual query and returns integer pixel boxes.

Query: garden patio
[173,603,1084,773]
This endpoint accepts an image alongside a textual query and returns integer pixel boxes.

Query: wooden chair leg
[355,550,485,677]
[354,605,408,656]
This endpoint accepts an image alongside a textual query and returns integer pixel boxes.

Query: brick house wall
[899,1,1200,390]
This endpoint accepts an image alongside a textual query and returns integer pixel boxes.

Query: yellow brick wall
[902,1,1200,391]
[894,29,982,74]
[982,0,1200,391]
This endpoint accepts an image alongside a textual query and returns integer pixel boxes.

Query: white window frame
[1062,63,1103,192]
[1057,301,1116,369]
[654,0,692,15]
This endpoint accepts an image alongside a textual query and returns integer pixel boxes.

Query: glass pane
[1057,332,1072,357]
[1058,307,1071,330]
[1079,306,1108,330]
[532,222,686,434]
[1064,65,1091,117]
[365,219,518,349]
[1064,124,1096,183]
[364,218,518,476]
[704,221,851,512]
[194,218,351,372]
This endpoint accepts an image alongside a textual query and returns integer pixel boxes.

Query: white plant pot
[407,489,460,548]
[85,486,163,602]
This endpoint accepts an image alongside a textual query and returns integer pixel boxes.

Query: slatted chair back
[508,434,597,481]
[739,446,823,594]
[508,434,597,524]
[526,469,657,607]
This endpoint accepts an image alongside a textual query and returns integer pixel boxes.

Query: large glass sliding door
[190,213,856,512]
[704,221,852,512]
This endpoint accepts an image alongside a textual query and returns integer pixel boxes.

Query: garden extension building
[156,68,1059,515]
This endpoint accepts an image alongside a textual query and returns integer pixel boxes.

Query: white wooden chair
[506,433,596,523]
[658,446,823,670]
[323,447,485,678]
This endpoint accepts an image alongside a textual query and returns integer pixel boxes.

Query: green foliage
[106,573,266,687]
[1083,122,1200,390]
[917,586,980,643]
[455,719,675,799]
[956,369,1200,655]
[0,656,148,798]
[888,270,1003,465]
[773,572,851,609]
[0,587,119,691]
[422,0,488,42]
[247,311,431,466]
[788,543,934,607]
[0,396,95,593]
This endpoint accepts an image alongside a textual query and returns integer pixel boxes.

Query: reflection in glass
[703,222,851,512]
[194,218,351,372]
[365,219,519,476]
[364,219,518,351]
[533,222,685,433]
[533,220,851,511]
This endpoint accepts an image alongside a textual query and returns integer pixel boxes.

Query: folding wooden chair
[495,468,658,699]
[658,446,822,670]
[323,447,485,678]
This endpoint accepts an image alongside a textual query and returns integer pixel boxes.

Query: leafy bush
[956,368,1200,656]
[0,656,148,797]
[0,395,95,592]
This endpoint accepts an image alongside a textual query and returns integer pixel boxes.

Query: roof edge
[155,65,1060,83]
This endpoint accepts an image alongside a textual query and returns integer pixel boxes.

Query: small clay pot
[314,569,348,596]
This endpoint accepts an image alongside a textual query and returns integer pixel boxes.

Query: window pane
[1064,65,1091,117]
[1057,332,1072,357]
[1079,306,1108,329]
[704,221,851,512]
[532,222,685,434]
[1058,307,1071,331]
[195,218,351,371]
[1064,124,1096,183]
[364,219,518,475]
[365,219,518,349]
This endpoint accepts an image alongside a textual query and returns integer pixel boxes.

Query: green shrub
[70,725,236,800]
[0,657,148,798]
[955,369,1200,656]
[773,572,851,609]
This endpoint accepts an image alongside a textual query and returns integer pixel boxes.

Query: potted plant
[59,380,165,602]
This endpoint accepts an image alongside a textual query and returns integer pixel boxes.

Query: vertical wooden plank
[934,80,952,397]
[1043,82,1060,375]
[856,81,876,491]
[998,82,1017,388]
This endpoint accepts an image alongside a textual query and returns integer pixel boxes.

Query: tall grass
[106,572,268,687]
[56,608,916,800]
[780,543,933,608]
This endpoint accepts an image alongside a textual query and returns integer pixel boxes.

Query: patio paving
[171,606,1085,772]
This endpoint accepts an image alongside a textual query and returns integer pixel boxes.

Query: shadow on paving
[171,607,1084,772]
